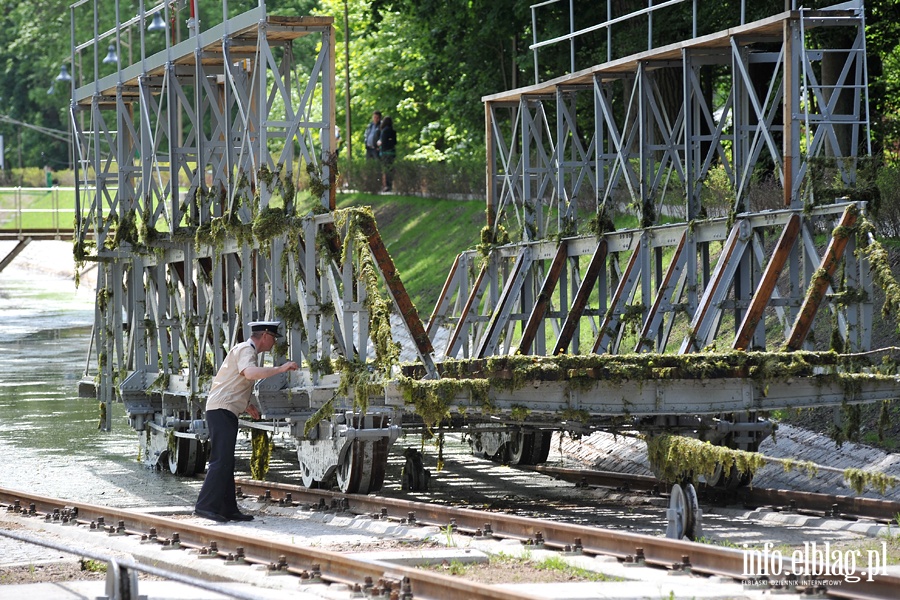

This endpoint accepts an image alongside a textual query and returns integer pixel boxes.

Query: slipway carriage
[69,0,899,510]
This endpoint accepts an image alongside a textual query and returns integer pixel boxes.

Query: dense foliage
[3,1,900,172]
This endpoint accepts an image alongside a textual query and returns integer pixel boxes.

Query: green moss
[167,428,177,457]
[646,434,767,483]
[252,206,291,242]
[856,214,900,330]
[588,211,615,237]
[307,356,334,376]
[97,287,112,312]
[397,375,491,432]
[843,467,898,495]
[105,209,140,250]
[275,302,305,331]
[510,404,531,422]
[250,429,273,480]
[336,357,384,414]
[477,224,510,260]
[306,152,339,203]
[303,398,334,438]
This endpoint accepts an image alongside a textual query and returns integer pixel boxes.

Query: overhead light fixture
[102,44,118,65]
[56,65,73,83]
[148,13,166,32]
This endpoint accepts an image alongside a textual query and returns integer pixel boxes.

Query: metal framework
[74,1,899,495]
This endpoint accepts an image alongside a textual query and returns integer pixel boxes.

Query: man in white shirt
[194,321,298,522]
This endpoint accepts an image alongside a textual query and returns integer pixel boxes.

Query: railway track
[229,477,900,597]
[518,465,900,524]
[3,462,899,599]
[0,486,539,600]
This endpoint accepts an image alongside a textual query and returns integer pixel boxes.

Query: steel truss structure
[74,1,899,495]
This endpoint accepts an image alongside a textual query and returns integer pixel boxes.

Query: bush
[337,157,484,199]
[874,162,900,238]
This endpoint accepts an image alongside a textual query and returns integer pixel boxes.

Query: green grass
[0,188,77,229]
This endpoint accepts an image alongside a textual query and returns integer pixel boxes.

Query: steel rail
[0,486,541,600]
[231,478,900,600]
[519,465,900,524]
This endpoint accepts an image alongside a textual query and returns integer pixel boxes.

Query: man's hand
[280,361,300,373]
[245,404,261,420]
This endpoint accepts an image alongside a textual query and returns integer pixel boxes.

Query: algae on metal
[250,429,273,480]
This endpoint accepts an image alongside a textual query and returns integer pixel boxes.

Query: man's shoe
[194,509,228,523]
[228,512,254,522]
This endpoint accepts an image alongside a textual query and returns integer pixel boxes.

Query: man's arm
[242,361,299,381]
[240,361,299,419]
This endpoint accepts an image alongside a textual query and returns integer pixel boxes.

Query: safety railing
[0,187,80,239]
[67,0,264,100]
[529,0,809,83]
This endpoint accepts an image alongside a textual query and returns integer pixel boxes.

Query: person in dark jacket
[363,111,382,160]
[377,116,397,192]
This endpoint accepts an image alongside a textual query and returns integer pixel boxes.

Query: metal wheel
[299,460,316,488]
[684,482,700,540]
[335,438,389,494]
[666,483,688,539]
[505,432,526,464]
[666,482,702,540]
[167,437,200,476]
[532,430,552,464]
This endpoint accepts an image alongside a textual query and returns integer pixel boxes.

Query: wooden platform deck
[74,11,333,106]
[483,8,856,103]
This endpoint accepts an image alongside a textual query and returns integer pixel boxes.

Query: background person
[193,321,298,522]
[364,110,382,160]
[378,116,397,192]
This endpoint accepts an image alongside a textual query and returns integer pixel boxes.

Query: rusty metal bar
[360,217,435,359]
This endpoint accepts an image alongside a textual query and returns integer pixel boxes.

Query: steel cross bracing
[484,3,870,234]
[427,202,872,359]
[72,5,341,433]
[71,1,897,495]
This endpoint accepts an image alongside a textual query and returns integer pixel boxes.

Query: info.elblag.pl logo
[742,541,889,584]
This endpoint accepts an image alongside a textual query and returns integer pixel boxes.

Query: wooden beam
[518,241,568,355]
[784,206,858,351]
[360,219,434,356]
[733,214,800,350]
[553,239,608,355]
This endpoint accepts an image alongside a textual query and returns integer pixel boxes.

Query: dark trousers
[195,409,239,517]
[381,153,395,190]
[366,146,379,159]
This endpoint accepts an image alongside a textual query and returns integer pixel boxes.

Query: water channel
[0,257,201,509]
